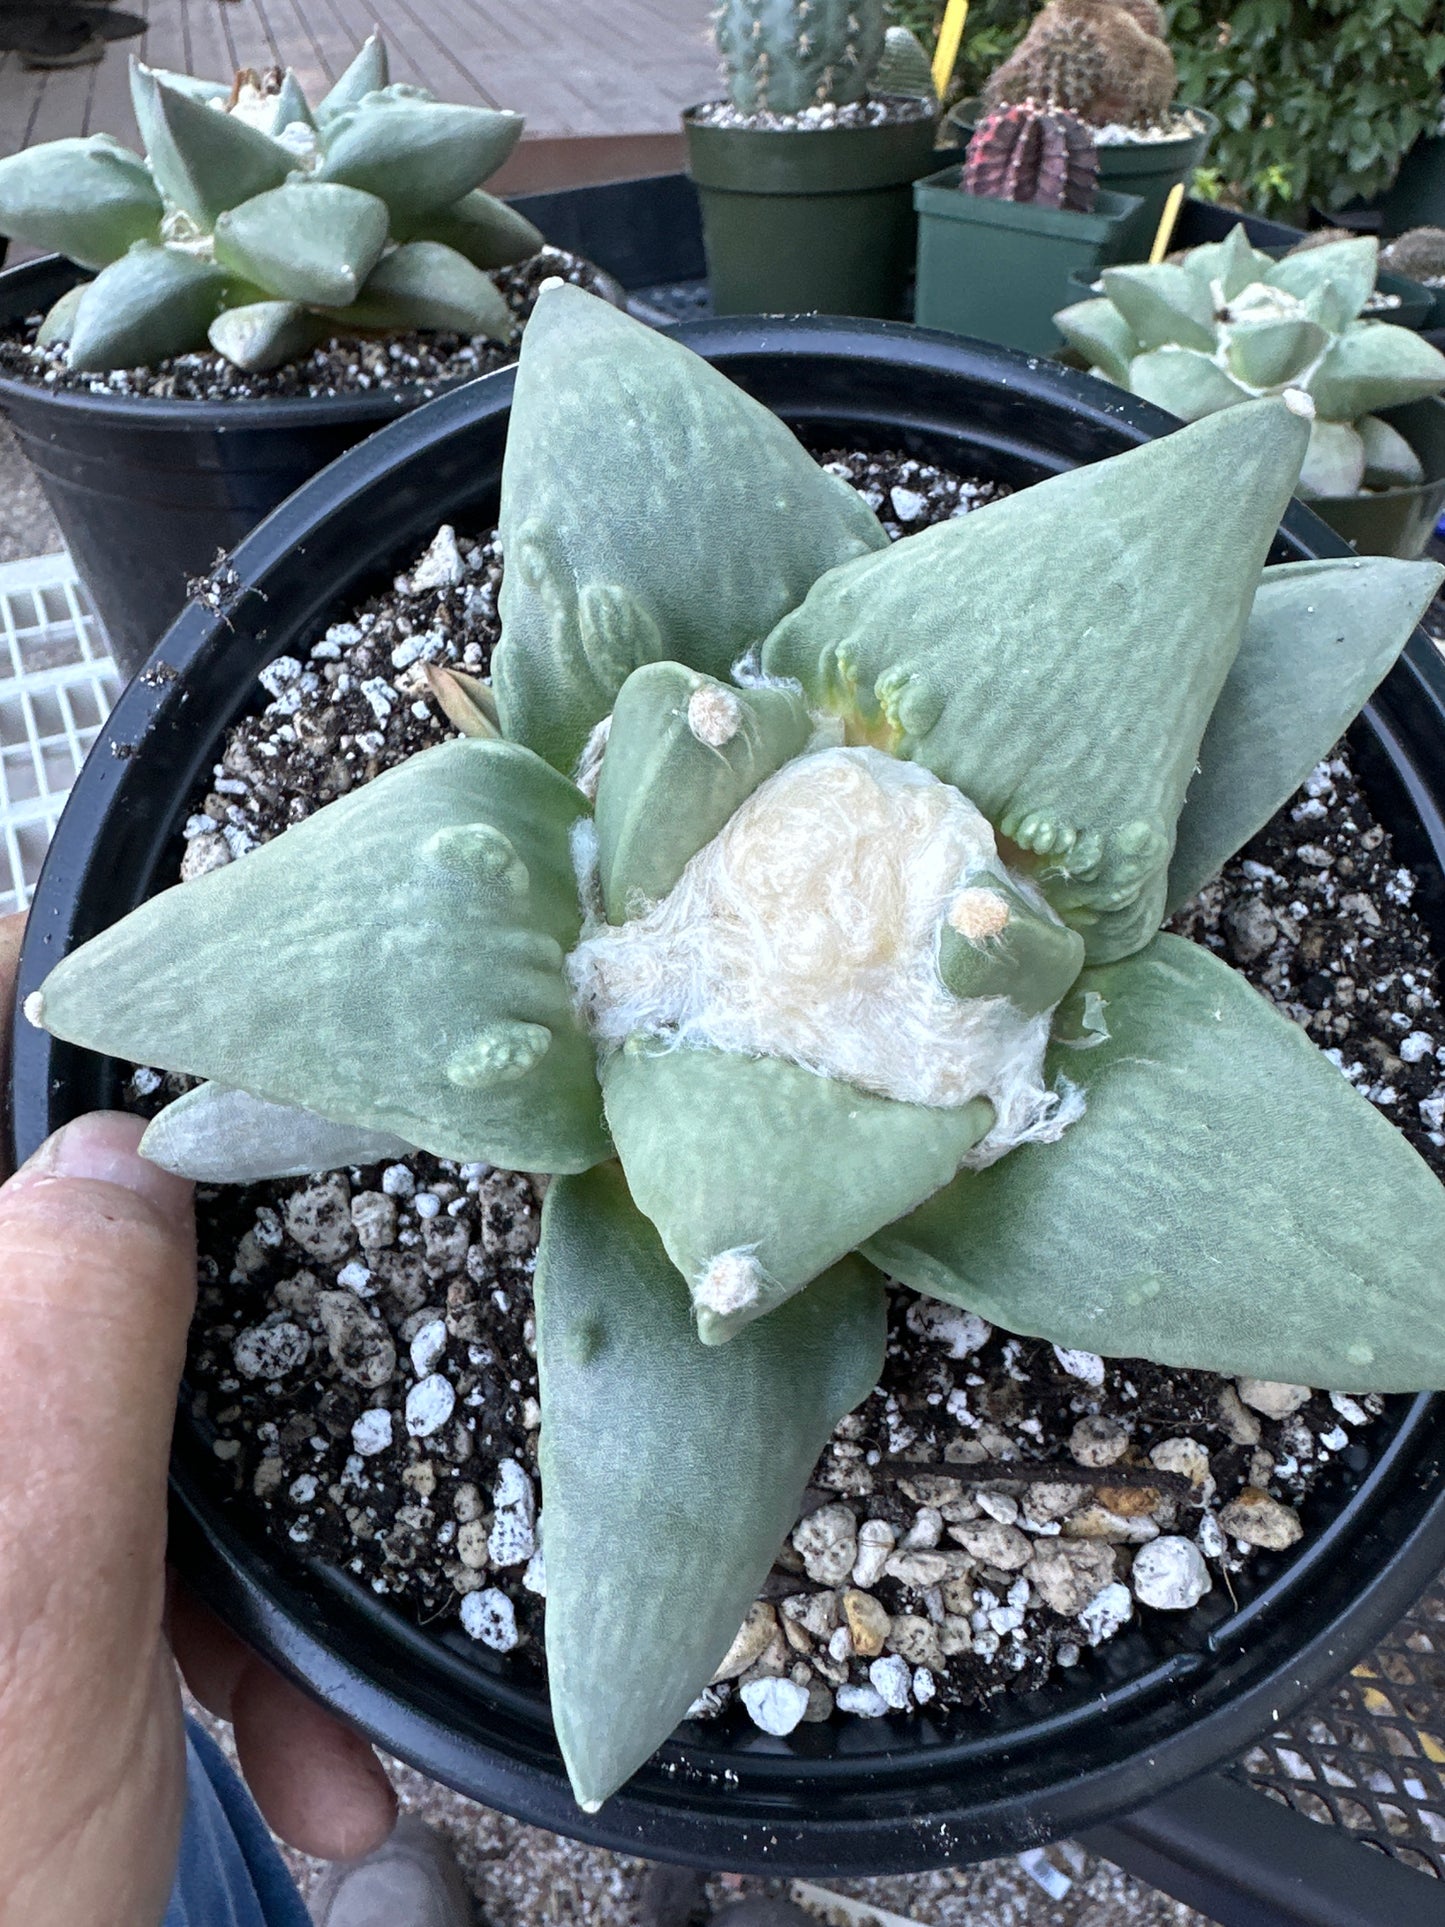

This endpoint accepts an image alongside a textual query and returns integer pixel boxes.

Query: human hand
[0,911,396,1927]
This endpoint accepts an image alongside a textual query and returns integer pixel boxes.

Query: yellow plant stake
[932,0,970,98]
[1149,181,1186,263]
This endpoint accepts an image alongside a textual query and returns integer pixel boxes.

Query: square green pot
[913,166,1143,355]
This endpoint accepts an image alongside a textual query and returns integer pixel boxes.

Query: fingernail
[20,1112,193,1215]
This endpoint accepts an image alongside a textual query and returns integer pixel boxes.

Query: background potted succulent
[1056,227,1445,558]
[1382,226,1445,332]
[12,289,1445,1860]
[914,99,1142,353]
[0,33,607,676]
[682,0,941,319]
[945,0,1218,265]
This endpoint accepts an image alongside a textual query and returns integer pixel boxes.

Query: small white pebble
[912,1667,936,1704]
[336,1259,375,1299]
[351,1408,393,1456]
[836,1683,889,1718]
[740,1676,810,1736]
[889,485,928,522]
[1078,1582,1133,1643]
[1131,1536,1212,1611]
[460,1588,518,1651]
[1401,1032,1435,1063]
[381,1165,415,1198]
[288,1473,318,1505]
[414,1192,441,1221]
[409,1319,447,1377]
[869,1654,913,1708]
[405,1373,456,1438]
[1053,1346,1105,1386]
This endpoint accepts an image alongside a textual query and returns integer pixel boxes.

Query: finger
[231,1658,397,1860]
[168,1582,252,1721]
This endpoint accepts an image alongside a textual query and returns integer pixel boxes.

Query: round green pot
[946,99,1218,265]
[683,103,940,317]
[1307,396,1445,560]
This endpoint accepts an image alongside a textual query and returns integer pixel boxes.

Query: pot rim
[10,314,1445,1873]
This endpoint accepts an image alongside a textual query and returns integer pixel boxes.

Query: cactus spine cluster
[1055,226,1445,499]
[0,34,546,374]
[964,101,1099,212]
[985,0,1176,129]
[29,284,1445,1814]
[713,0,888,114]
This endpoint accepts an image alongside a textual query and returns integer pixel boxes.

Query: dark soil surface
[0,248,608,401]
[134,448,1444,1735]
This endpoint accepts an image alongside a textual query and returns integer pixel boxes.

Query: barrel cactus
[1056,226,1445,498]
[984,0,1175,129]
[713,0,888,113]
[964,100,1099,211]
[27,287,1445,1812]
[1382,226,1445,288]
[0,35,544,374]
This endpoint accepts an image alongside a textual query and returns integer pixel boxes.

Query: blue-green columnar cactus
[713,0,888,114]
[0,35,543,374]
[1055,226,1445,499]
[27,286,1445,1812]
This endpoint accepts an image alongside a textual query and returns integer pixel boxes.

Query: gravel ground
[0,415,60,562]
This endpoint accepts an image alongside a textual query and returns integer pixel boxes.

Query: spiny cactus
[1382,226,1445,286]
[1056,225,1445,499]
[964,101,1099,212]
[28,286,1445,1815]
[713,0,888,114]
[985,0,1176,129]
[0,34,546,374]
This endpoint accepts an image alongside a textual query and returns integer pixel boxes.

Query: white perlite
[351,1408,393,1457]
[905,1299,991,1359]
[869,1655,913,1709]
[460,1588,518,1651]
[741,1676,810,1736]
[405,1373,456,1438]
[569,747,1077,1158]
[409,1319,447,1378]
[1078,1582,1134,1644]
[1131,1537,1212,1611]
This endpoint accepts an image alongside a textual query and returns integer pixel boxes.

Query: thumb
[0,1111,196,1509]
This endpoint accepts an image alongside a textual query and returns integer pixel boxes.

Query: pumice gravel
[134,445,1442,1734]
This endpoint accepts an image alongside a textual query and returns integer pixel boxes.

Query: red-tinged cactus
[964,100,1099,213]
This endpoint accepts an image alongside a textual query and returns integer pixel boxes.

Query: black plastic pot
[10,319,1445,1875]
[1307,395,1445,560]
[683,104,939,318]
[1382,134,1445,235]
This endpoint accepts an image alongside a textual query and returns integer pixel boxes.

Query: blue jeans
[163,1718,312,1927]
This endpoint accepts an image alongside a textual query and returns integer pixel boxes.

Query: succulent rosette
[0,34,541,374]
[26,288,1445,1810]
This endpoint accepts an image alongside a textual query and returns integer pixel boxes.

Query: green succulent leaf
[130,60,294,226]
[270,69,316,135]
[398,187,544,269]
[140,1083,415,1181]
[1359,412,1427,489]
[315,34,390,124]
[536,1161,886,1812]
[36,282,86,348]
[336,241,513,338]
[137,68,231,104]
[1306,324,1445,424]
[1127,347,1251,422]
[1099,263,1218,353]
[1298,418,1366,500]
[594,661,814,921]
[317,93,523,223]
[208,300,327,373]
[937,873,1085,1016]
[67,245,227,372]
[603,1039,993,1343]
[1053,297,1138,387]
[212,181,390,308]
[872,25,938,99]
[1224,315,1329,389]
[1167,556,1443,911]
[0,135,163,269]
[1264,237,1378,324]
[1181,225,1273,303]
[492,284,887,773]
[762,398,1309,964]
[864,935,1445,1391]
[33,739,608,1172]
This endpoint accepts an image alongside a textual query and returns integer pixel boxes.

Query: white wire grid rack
[0,552,119,920]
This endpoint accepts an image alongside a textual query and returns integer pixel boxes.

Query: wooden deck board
[0,0,716,162]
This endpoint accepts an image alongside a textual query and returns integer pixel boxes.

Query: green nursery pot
[683,103,939,317]
[1306,396,1445,560]
[946,99,1217,263]
[913,164,1142,355]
